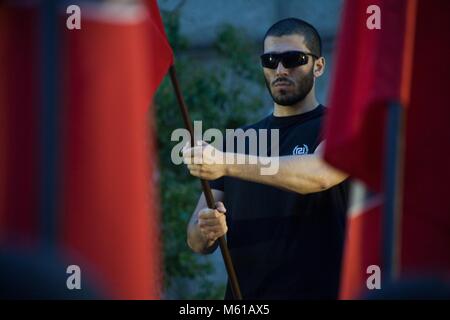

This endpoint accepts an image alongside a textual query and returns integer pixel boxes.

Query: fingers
[198,218,221,227]
[182,141,203,163]
[201,229,225,242]
[182,141,217,165]
[186,164,199,177]
[198,206,228,241]
[182,147,202,164]
[199,225,228,241]
[198,208,223,219]
[186,164,217,179]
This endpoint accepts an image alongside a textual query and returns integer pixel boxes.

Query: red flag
[325,0,450,298]
[400,0,450,280]
[146,0,174,98]
[0,5,40,246]
[60,1,173,298]
[339,183,383,299]
[323,0,412,191]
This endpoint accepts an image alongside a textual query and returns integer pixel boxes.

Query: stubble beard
[265,68,315,106]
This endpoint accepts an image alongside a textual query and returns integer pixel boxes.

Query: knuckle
[199,208,212,215]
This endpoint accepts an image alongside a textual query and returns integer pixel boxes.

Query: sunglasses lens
[282,52,308,68]
[261,54,279,69]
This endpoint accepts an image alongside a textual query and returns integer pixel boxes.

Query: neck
[273,89,319,117]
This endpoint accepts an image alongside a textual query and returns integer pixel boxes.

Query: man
[183,18,349,299]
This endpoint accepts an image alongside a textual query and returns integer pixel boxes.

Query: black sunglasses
[260,51,319,69]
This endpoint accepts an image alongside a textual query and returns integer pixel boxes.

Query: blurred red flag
[0,1,172,298]
[400,0,450,285]
[339,185,383,299]
[0,6,40,246]
[146,0,174,96]
[61,0,172,298]
[324,0,412,192]
[325,0,450,298]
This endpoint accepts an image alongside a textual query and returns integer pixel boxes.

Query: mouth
[273,81,293,88]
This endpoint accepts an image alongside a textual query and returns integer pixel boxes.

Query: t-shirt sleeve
[209,177,225,192]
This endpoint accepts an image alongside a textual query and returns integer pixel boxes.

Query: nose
[275,61,289,76]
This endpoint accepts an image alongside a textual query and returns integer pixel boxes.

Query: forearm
[183,143,347,195]
[225,153,346,194]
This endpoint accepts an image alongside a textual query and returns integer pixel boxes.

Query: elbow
[292,175,333,195]
[317,175,333,191]
[307,174,345,194]
[289,159,348,195]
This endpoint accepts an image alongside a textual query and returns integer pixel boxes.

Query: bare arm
[183,141,348,195]
[187,189,226,254]
[225,142,347,194]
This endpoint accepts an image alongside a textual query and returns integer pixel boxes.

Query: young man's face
[262,34,317,106]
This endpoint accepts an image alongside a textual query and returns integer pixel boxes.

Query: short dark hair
[263,18,322,57]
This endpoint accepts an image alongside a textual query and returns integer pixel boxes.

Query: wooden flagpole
[168,65,243,300]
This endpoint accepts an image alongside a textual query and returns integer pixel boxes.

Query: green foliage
[155,5,266,299]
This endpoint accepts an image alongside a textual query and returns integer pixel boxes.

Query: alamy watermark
[171,121,280,175]
[366,5,381,30]
[66,5,81,30]
[66,264,81,290]
[366,264,381,290]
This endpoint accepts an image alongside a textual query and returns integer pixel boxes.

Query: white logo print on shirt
[292,144,309,155]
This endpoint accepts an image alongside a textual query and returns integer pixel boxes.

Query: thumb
[215,201,226,213]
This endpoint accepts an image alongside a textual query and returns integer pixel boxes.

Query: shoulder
[311,104,327,120]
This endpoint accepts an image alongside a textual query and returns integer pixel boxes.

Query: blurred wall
[158,0,343,104]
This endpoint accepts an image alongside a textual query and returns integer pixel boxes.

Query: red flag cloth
[400,0,450,280]
[339,183,383,299]
[60,1,172,299]
[327,0,450,298]
[323,0,410,191]
[0,6,40,246]
[146,0,173,97]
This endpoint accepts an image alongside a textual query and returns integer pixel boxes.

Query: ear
[314,57,326,78]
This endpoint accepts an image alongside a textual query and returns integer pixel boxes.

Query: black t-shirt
[209,105,350,299]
